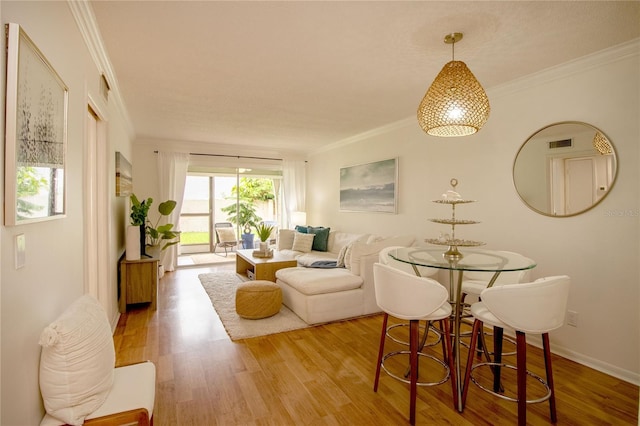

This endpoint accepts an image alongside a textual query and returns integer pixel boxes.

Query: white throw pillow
[217,227,236,243]
[277,229,296,250]
[291,232,315,253]
[39,295,115,425]
[344,244,354,270]
[336,243,351,268]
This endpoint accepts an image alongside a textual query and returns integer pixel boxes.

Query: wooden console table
[119,249,159,313]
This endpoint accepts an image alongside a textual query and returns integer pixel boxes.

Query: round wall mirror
[513,121,617,217]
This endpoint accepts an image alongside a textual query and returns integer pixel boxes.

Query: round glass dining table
[388,246,536,412]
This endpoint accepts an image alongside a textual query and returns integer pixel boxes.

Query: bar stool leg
[373,313,389,392]
[542,333,557,423]
[493,326,504,392]
[409,319,419,425]
[516,331,527,426]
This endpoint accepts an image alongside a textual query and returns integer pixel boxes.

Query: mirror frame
[513,121,617,217]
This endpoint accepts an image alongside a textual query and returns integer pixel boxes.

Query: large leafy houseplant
[220,199,262,234]
[130,194,179,251]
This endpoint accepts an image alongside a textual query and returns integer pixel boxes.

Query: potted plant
[130,194,179,254]
[221,199,262,249]
[129,194,152,258]
[147,199,179,251]
[255,223,274,253]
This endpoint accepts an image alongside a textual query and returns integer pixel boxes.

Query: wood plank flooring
[114,264,639,425]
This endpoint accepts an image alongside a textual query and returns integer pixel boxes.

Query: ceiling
[90,1,640,155]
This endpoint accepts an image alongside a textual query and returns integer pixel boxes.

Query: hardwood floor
[114,264,639,425]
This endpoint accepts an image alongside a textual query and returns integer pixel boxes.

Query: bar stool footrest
[381,350,450,387]
[469,362,552,404]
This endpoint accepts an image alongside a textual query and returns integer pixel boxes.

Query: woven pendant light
[593,131,612,155]
[417,33,490,137]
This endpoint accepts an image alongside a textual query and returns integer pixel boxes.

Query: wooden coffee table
[235,249,298,282]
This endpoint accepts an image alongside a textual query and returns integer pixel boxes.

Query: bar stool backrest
[480,275,571,334]
[373,262,448,321]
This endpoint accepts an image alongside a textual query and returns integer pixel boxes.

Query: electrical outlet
[567,310,578,327]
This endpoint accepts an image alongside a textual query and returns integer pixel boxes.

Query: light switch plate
[15,233,25,269]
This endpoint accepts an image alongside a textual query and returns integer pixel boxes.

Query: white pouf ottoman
[235,280,282,319]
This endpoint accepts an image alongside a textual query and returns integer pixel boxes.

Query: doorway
[177,168,281,267]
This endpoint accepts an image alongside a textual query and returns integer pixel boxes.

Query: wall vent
[549,139,572,149]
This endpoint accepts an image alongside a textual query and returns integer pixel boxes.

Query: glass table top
[389,247,536,273]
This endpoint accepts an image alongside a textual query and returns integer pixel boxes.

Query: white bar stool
[372,262,457,425]
[461,275,571,425]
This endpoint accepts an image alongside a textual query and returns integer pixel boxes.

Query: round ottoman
[235,280,282,319]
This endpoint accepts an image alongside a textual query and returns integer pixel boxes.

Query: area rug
[198,272,310,340]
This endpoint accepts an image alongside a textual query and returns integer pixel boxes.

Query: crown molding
[67,0,135,139]
[309,116,416,156]
[311,38,640,156]
[488,38,640,100]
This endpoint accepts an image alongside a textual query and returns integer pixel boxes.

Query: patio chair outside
[214,222,238,256]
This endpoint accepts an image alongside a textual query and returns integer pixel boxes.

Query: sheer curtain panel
[282,160,306,228]
[156,151,189,271]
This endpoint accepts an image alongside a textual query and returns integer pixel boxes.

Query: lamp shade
[417,60,490,137]
[291,211,307,227]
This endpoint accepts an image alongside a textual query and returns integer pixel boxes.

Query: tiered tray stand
[425,178,484,261]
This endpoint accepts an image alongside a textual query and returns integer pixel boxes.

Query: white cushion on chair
[86,361,156,421]
[40,362,156,425]
[217,227,236,242]
[39,295,115,425]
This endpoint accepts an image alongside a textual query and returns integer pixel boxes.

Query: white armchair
[38,295,156,425]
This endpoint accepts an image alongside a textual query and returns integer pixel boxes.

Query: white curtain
[282,160,306,228]
[156,151,190,271]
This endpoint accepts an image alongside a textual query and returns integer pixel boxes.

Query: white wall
[307,41,640,383]
[0,2,133,424]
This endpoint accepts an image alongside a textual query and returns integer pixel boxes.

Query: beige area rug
[179,252,236,266]
[198,272,310,340]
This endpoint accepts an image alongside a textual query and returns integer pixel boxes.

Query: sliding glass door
[179,168,281,256]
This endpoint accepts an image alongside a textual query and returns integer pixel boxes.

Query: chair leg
[542,333,557,423]
[441,318,457,409]
[516,331,527,426]
[409,319,419,425]
[493,326,504,393]
[462,319,482,408]
[373,313,389,392]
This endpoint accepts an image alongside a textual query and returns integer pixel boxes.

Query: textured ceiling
[90,1,640,155]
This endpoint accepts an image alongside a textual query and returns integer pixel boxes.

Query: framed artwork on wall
[4,23,68,226]
[115,152,133,196]
[339,157,398,213]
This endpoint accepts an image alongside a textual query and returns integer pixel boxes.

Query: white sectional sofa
[274,229,415,324]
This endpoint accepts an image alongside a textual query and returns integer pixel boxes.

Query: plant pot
[242,233,254,249]
[259,241,268,253]
[126,225,141,261]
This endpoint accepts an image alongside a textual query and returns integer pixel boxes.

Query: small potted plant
[255,223,274,254]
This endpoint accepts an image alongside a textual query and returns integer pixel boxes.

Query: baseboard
[484,326,639,386]
[550,344,640,386]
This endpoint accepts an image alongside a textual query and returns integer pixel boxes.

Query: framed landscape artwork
[340,158,398,213]
[115,152,133,196]
[4,23,68,225]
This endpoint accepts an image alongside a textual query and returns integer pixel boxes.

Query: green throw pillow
[308,226,331,252]
[295,225,308,233]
